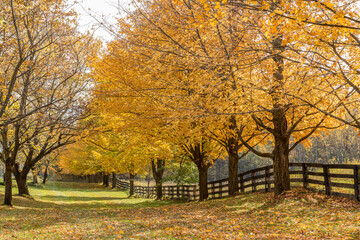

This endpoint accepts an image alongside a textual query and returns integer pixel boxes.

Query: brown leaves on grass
[1,188,360,239]
[273,187,360,208]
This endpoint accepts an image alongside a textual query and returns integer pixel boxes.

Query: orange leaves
[85,0,360,184]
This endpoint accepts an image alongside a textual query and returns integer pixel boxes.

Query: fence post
[251,171,256,192]
[240,174,244,193]
[193,185,197,201]
[187,186,190,201]
[323,165,331,196]
[219,181,222,198]
[302,163,308,189]
[265,167,269,192]
[354,166,359,201]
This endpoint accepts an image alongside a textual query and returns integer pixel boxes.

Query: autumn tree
[211,1,342,194]
[0,0,96,205]
[60,122,152,196]
[85,0,355,201]
[115,0,344,196]
[90,35,179,197]
[59,141,101,177]
[93,0,259,199]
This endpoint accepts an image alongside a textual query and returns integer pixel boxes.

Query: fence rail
[116,162,360,201]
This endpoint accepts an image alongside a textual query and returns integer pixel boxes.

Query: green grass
[1,182,360,239]
[0,181,174,210]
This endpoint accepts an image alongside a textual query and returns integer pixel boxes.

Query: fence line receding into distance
[114,163,360,202]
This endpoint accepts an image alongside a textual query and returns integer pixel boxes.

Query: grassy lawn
[0,182,360,239]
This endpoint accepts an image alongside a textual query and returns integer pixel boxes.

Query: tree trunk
[147,164,151,198]
[271,77,291,195]
[32,175,38,183]
[228,150,239,196]
[32,168,38,184]
[13,163,31,196]
[88,174,94,183]
[270,13,290,195]
[42,166,48,184]
[156,183,162,199]
[152,159,165,200]
[4,163,13,206]
[103,173,109,187]
[112,172,116,189]
[129,173,135,196]
[100,172,103,184]
[94,173,99,183]
[105,174,109,187]
[14,173,30,196]
[197,164,209,201]
[273,133,290,195]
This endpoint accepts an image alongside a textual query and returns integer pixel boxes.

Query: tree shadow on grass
[57,199,179,210]
[0,181,183,238]
[38,195,128,202]
[0,191,179,237]
[0,191,178,210]
[40,181,115,192]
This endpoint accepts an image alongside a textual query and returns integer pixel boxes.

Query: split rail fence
[116,162,360,202]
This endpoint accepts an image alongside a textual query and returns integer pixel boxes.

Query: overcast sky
[73,0,129,41]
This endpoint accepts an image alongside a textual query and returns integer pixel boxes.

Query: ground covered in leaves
[0,182,360,239]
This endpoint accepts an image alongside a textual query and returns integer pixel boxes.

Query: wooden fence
[116,162,360,201]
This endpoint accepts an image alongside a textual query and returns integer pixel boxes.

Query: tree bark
[32,168,38,184]
[228,149,239,196]
[99,172,103,184]
[155,182,162,199]
[273,116,291,195]
[152,159,165,200]
[186,142,212,201]
[14,173,30,196]
[94,173,99,183]
[4,163,13,206]
[129,173,135,196]
[42,166,48,184]
[197,164,209,201]
[270,13,290,195]
[227,96,241,196]
[112,172,116,189]
[13,164,30,196]
[103,173,109,187]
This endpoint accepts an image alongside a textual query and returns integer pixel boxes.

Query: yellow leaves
[91,150,102,160]
[81,0,360,181]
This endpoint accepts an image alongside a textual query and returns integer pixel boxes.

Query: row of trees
[0,0,97,206]
[60,0,360,201]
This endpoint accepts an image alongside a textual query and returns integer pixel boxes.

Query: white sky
[72,0,130,41]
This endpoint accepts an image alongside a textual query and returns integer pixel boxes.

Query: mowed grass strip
[0,182,360,239]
